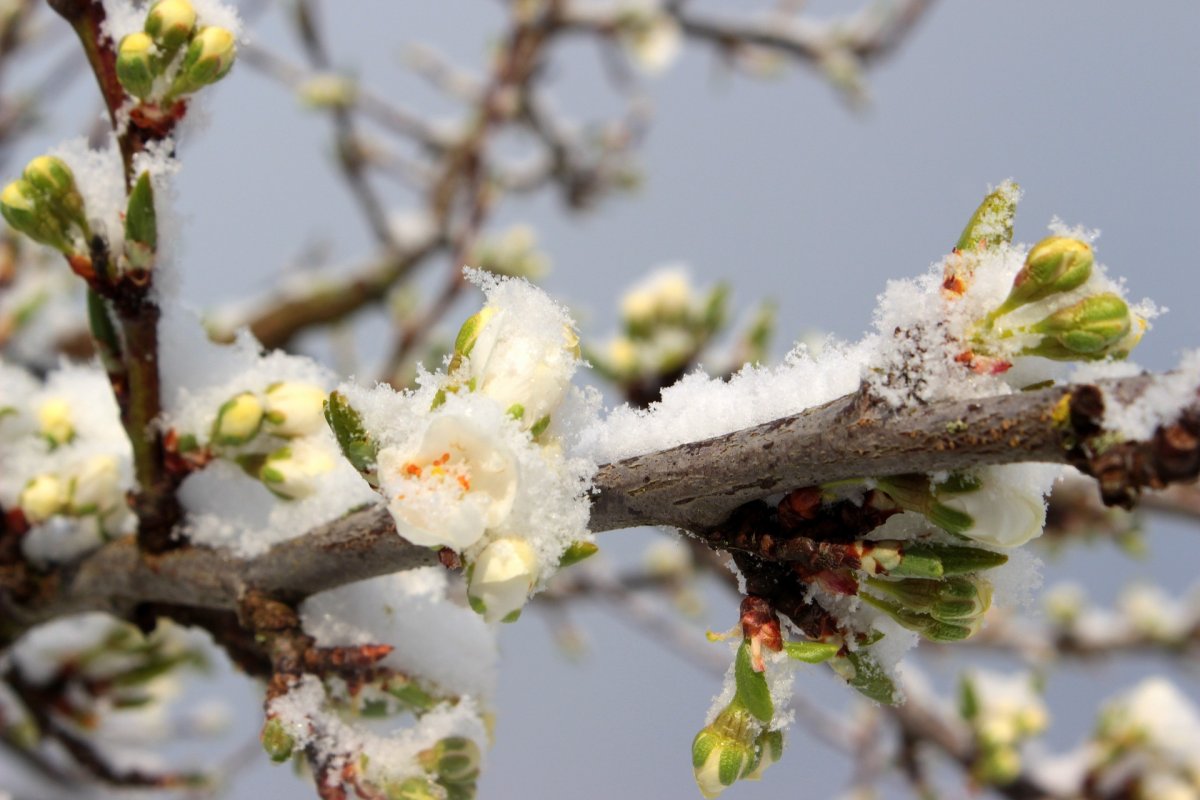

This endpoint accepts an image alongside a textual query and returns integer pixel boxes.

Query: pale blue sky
[4,2,1199,798]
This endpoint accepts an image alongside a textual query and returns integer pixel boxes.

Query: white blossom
[378,415,518,550]
[264,381,328,438]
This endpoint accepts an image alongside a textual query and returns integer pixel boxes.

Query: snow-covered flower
[378,415,518,550]
[468,537,539,623]
[260,441,336,500]
[263,381,327,437]
[455,294,579,430]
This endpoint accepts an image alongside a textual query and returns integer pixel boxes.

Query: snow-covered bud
[116,32,157,100]
[1021,292,1133,361]
[19,473,68,523]
[457,303,578,430]
[124,171,157,273]
[169,26,236,97]
[264,382,327,437]
[144,0,196,62]
[935,474,1046,548]
[210,391,264,446]
[259,442,335,500]
[378,415,518,550]
[691,705,758,799]
[36,397,74,446]
[744,729,783,782]
[260,718,294,763]
[991,237,1093,320]
[69,455,122,515]
[419,736,481,786]
[955,181,1019,253]
[467,537,539,623]
[616,8,682,75]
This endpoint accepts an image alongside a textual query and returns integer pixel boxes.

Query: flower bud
[69,455,123,515]
[468,537,538,623]
[19,473,68,523]
[744,729,783,782]
[902,542,1009,576]
[117,32,157,100]
[260,718,294,763]
[991,237,1093,320]
[617,9,682,75]
[259,442,335,500]
[691,705,758,799]
[1,179,79,254]
[36,397,74,446]
[419,736,481,785]
[1021,293,1132,360]
[935,474,1046,548]
[865,575,992,623]
[976,744,1021,786]
[264,381,327,437]
[169,26,236,97]
[210,391,264,446]
[384,777,445,800]
[144,0,196,62]
[23,156,86,226]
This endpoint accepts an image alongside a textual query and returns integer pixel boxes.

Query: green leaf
[124,171,156,270]
[782,640,840,664]
[733,640,774,723]
[558,541,598,568]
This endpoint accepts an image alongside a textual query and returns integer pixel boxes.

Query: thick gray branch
[4,371,1197,639]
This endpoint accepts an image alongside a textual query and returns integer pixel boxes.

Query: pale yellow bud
[37,397,74,446]
[20,474,68,523]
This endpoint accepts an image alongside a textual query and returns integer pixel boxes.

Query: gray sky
[5,1,1200,798]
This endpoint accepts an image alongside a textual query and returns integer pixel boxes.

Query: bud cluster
[116,0,236,109]
[958,671,1048,785]
[202,380,334,500]
[0,156,90,259]
[590,266,731,385]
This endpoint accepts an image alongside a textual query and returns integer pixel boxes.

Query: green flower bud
[990,236,1093,320]
[1,170,85,255]
[955,181,1019,253]
[558,540,598,568]
[975,743,1021,786]
[874,475,974,535]
[385,777,446,800]
[144,0,196,62]
[117,32,157,100]
[260,718,294,763]
[124,171,157,272]
[419,737,481,785]
[901,542,1008,576]
[211,391,264,446]
[744,729,783,782]
[1020,292,1132,361]
[169,26,236,97]
[865,575,993,622]
[691,705,758,799]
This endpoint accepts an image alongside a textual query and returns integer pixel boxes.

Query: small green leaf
[558,541,598,568]
[782,640,840,664]
[733,640,773,724]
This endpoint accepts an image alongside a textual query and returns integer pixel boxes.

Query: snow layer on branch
[100,0,243,43]
[301,568,497,700]
[1100,349,1200,440]
[579,220,1156,463]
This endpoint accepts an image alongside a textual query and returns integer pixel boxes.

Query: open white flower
[379,415,518,550]
[37,397,74,446]
[468,537,539,623]
[462,305,578,430]
[937,471,1046,548]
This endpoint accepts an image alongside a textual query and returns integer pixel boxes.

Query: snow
[1101,349,1200,440]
